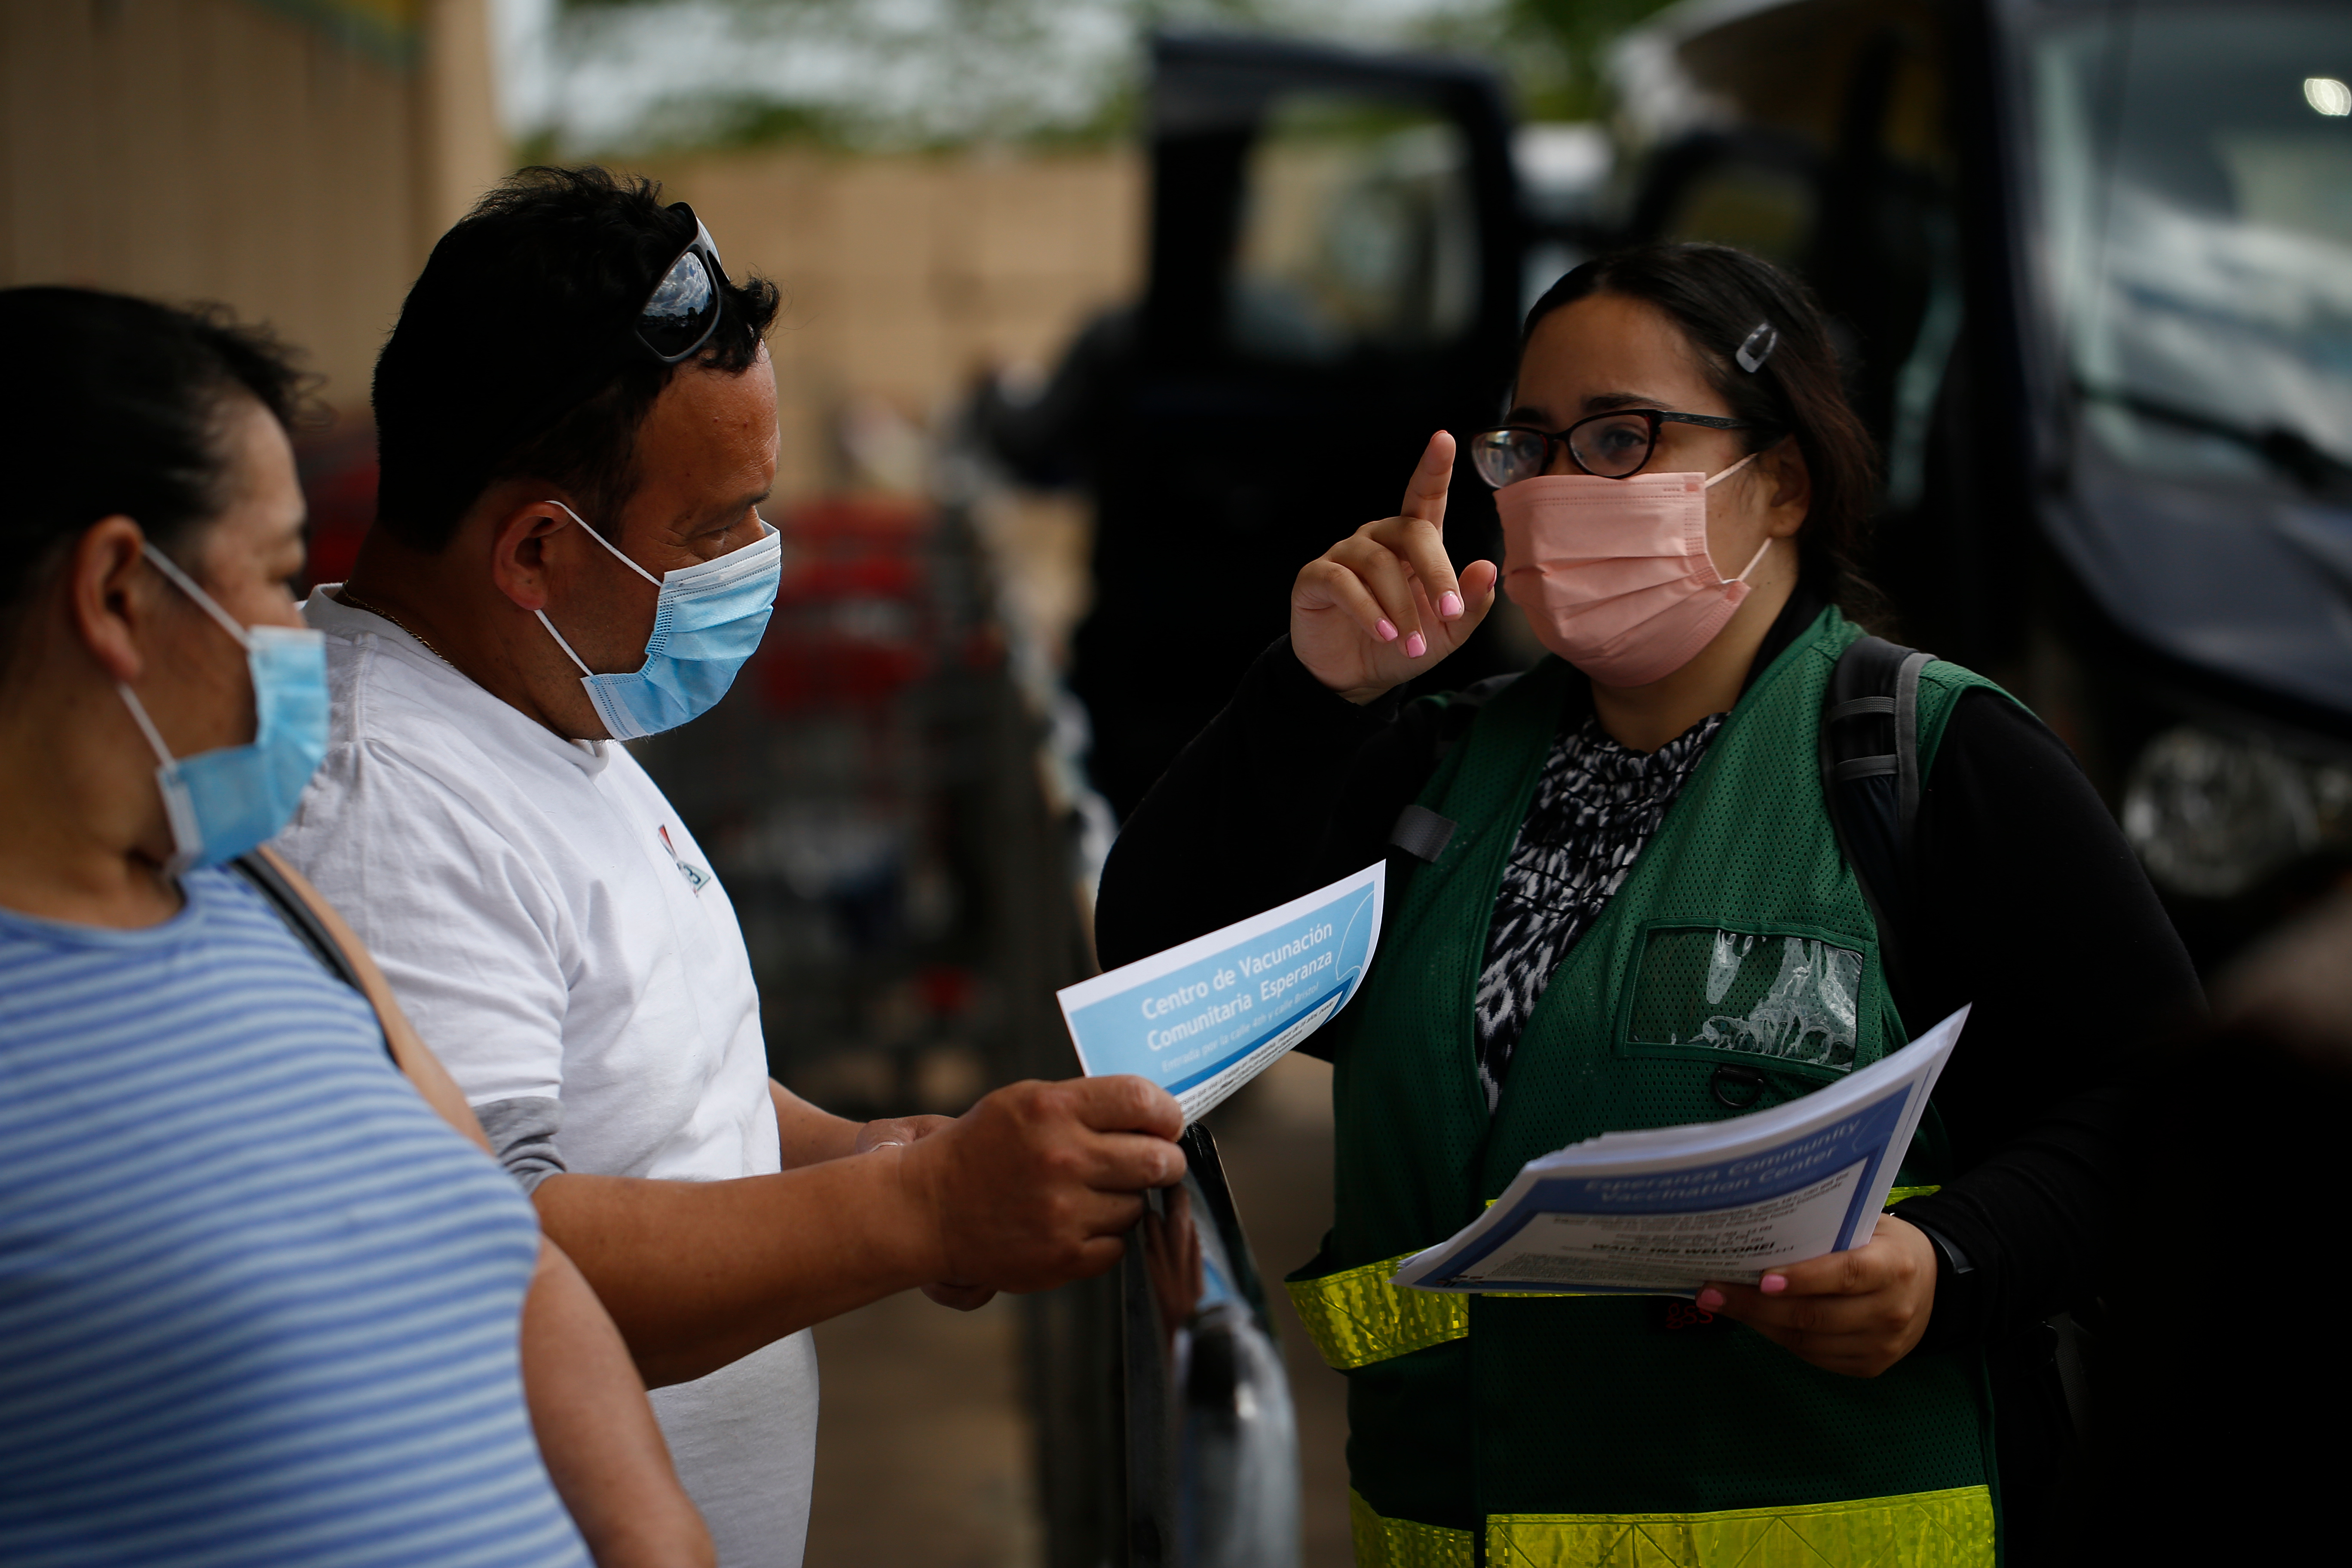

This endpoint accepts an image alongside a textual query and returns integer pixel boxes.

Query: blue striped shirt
[0,868,591,1568]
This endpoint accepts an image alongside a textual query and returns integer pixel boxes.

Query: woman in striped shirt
[0,287,712,1568]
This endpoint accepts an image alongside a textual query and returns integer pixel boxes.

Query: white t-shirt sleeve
[278,737,574,1108]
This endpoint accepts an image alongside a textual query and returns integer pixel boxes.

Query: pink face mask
[1496,452,1768,687]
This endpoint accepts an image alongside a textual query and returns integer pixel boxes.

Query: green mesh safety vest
[1285,607,2011,1568]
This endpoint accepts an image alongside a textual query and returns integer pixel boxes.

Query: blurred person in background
[2067,892,2352,1563]
[0,286,710,1567]
[274,167,1187,1568]
[1096,244,2202,1566]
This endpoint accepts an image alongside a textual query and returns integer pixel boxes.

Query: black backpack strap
[1381,670,1526,870]
[1432,670,1525,763]
[1825,640,2095,1470]
[1819,636,1935,1014]
[1389,804,1458,864]
[230,851,371,999]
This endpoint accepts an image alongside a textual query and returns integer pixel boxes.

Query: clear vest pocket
[1623,925,1868,1074]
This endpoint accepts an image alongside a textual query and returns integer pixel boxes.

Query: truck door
[1072,32,1525,817]
[1610,0,2352,965]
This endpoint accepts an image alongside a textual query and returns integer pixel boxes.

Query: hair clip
[1736,321,1779,374]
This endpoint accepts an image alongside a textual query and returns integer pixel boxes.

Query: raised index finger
[1363,515,1463,624]
[1400,430,1456,532]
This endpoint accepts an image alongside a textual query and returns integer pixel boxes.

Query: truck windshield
[2034,6,2352,489]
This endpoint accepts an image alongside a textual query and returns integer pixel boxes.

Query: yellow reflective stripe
[1286,1254,1467,1371]
[1350,1490,1475,1568]
[1485,1484,1994,1567]
[1291,1185,1941,1373]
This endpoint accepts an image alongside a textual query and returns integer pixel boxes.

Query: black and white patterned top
[1471,709,1727,1112]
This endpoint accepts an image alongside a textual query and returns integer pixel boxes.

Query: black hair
[371,165,781,551]
[1521,243,1887,628]
[0,286,306,658]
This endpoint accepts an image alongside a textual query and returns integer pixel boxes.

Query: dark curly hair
[372,165,782,551]
[0,286,307,662]
[1521,243,1889,630]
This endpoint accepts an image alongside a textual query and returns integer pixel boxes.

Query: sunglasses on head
[636,205,730,364]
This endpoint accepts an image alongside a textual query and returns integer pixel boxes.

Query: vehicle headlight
[2121,726,2352,899]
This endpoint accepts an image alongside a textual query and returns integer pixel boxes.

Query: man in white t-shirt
[276,167,1184,1568]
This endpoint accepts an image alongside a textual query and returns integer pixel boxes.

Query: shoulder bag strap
[231,849,371,1004]
[229,848,493,1154]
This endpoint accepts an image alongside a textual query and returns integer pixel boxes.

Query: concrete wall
[628,146,1145,501]
[0,0,501,410]
[1,1,1142,510]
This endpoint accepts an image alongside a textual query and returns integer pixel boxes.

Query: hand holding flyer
[1058,864,1385,1123]
[1392,1005,1969,1297]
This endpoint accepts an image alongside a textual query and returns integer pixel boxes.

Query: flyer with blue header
[1059,863,1385,1123]
[1391,1005,1969,1297]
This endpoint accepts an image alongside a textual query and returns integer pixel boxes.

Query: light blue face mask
[534,502,782,741]
[116,545,330,876]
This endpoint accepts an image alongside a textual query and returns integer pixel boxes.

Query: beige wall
[0,0,499,410]
[1,1,1141,507]
[628,146,1145,501]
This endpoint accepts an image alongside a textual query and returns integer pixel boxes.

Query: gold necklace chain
[334,586,447,660]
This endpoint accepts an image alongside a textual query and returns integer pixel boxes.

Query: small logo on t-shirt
[657,825,712,894]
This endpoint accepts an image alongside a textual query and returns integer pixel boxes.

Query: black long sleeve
[1896,692,2202,1348]
[1095,639,1437,972]
[1094,640,2202,1351]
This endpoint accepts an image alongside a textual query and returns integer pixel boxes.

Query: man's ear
[1764,438,1813,539]
[66,517,165,684]
[485,497,578,613]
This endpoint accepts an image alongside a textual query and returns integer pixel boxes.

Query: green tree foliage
[541,0,1295,153]
[534,0,1689,155]
[1498,0,1685,121]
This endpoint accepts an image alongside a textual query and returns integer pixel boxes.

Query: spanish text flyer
[1058,862,1386,1122]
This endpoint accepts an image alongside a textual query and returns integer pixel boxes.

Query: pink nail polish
[1405,631,1427,658]
[1439,591,1464,619]
[1376,618,1399,642]
[1695,1288,1724,1311]
[1760,1274,1788,1295]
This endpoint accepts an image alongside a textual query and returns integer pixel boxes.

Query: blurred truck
[1608,0,2352,968]
[994,1,2352,973]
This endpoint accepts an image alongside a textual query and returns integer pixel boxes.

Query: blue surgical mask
[534,502,782,741]
[116,545,331,876]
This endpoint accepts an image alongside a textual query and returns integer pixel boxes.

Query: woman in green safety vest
[1094,243,2201,1568]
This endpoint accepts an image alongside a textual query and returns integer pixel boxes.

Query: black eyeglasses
[636,205,730,364]
[1468,409,1771,487]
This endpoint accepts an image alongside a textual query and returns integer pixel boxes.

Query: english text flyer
[1392,1006,1968,1296]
